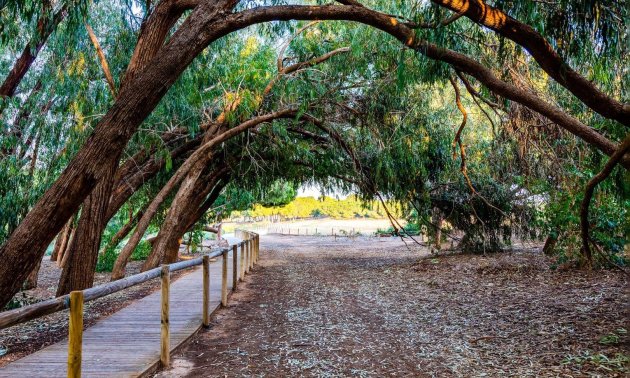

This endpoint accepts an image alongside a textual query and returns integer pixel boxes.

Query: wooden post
[249,238,253,270]
[249,239,254,270]
[232,244,238,290]
[254,236,258,264]
[202,256,209,328]
[221,250,228,307]
[240,242,245,280]
[67,291,83,378]
[245,240,250,274]
[160,265,170,368]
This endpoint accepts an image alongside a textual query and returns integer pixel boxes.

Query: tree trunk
[147,172,229,269]
[0,5,67,98]
[433,209,444,250]
[542,234,557,256]
[56,163,116,296]
[56,221,75,267]
[58,226,75,268]
[23,258,42,290]
[139,162,210,270]
[51,218,72,262]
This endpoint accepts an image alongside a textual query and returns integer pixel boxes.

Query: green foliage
[259,180,297,207]
[131,240,152,261]
[96,247,118,273]
[562,352,629,372]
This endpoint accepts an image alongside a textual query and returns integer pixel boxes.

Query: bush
[131,240,152,261]
[96,247,118,272]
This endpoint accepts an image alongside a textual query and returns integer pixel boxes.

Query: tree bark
[433,209,444,250]
[119,0,192,93]
[58,226,75,268]
[143,163,208,268]
[56,162,117,296]
[50,218,73,261]
[22,258,42,290]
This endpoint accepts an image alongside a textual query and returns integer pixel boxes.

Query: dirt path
[157,235,628,377]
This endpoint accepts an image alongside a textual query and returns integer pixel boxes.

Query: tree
[0,0,627,308]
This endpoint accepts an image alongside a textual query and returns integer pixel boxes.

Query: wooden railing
[0,231,260,377]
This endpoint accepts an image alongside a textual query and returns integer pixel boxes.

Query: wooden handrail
[0,230,259,377]
[0,236,255,331]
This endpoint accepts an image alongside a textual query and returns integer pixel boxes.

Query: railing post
[221,250,228,307]
[67,291,83,378]
[202,255,209,328]
[250,239,255,270]
[245,239,252,273]
[160,265,170,368]
[240,242,245,280]
[232,244,238,290]
[255,235,259,264]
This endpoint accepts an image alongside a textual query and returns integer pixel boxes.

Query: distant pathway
[0,244,242,378]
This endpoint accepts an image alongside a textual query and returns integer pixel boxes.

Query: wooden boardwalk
[0,248,243,377]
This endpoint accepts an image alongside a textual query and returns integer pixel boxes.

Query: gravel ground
[157,235,629,377]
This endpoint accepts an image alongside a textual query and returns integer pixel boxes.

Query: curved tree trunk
[0,5,67,99]
[50,218,73,262]
[113,109,297,280]
[56,221,75,267]
[56,163,116,296]
[431,0,630,126]
[143,166,208,269]
[146,166,229,268]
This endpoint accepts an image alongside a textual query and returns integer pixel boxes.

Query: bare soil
[0,258,191,367]
[157,235,629,377]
